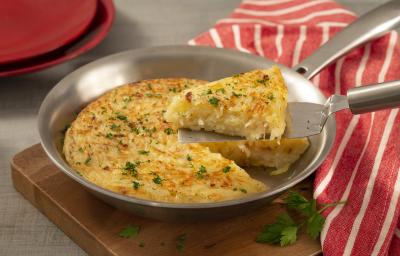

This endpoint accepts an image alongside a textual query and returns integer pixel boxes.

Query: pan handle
[293,0,400,80]
[346,80,400,114]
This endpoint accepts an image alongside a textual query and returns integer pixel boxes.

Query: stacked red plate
[0,0,115,77]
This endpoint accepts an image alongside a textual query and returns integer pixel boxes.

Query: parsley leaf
[307,213,325,239]
[138,150,150,155]
[176,233,186,252]
[164,128,174,135]
[216,88,225,94]
[132,181,141,190]
[256,213,297,245]
[152,174,163,185]
[208,97,219,107]
[196,165,207,178]
[123,161,138,177]
[84,156,92,166]
[280,226,298,246]
[118,224,140,238]
[222,166,231,173]
[186,154,192,161]
[257,191,345,246]
[284,191,315,217]
[117,115,128,121]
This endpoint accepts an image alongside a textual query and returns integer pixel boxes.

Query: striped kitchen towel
[189,0,400,255]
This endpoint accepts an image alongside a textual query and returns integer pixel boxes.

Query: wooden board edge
[10,154,115,256]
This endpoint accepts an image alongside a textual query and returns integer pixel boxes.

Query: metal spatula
[178,80,400,144]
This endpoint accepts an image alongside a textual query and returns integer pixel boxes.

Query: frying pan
[38,1,400,221]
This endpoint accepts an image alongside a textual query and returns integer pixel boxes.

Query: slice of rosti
[63,78,266,203]
[204,138,309,175]
[164,66,287,140]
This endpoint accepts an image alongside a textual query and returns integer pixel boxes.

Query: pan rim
[38,45,336,210]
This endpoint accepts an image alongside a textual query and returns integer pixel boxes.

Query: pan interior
[38,46,334,206]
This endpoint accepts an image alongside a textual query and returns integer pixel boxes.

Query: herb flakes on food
[222,166,231,173]
[208,97,219,107]
[164,127,174,135]
[196,165,207,179]
[138,150,150,155]
[123,161,138,177]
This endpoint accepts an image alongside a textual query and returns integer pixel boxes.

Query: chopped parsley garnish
[84,156,92,165]
[147,83,153,90]
[240,188,247,194]
[223,166,231,173]
[256,191,345,246]
[186,154,192,161]
[256,213,297,246]
[206,89,212,94]
[110,123,120,131]
[216,88,225,94]
[123,96,132,103]
[176,233,187,252]
[208,97,219,107]
[196,165,207,178]
[78,147,84,153]
[164,128,174,135]
[123,161,138,177]
[131,127,140,134]
[232,91,243,97]
[143,127,156,137]
[106,133,113,139]
[169,88,178,93]
[145,93,162,98]
[132,181,141,190]
[152,174,163,185]
[257,79,268,85]
[267,94,275,101]
[138,150,150,155]
[118,224,140,239]
[117,115,128,121]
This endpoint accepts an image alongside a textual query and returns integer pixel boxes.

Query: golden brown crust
[63,78,267,203]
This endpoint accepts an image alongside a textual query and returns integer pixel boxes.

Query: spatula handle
[294,0,400,80]
[347,80,400,114]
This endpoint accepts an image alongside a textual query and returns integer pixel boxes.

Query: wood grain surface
[11,144,321,256]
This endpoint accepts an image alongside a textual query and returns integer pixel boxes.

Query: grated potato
[165,66,287,140]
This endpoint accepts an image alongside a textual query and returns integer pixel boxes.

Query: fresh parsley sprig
[256,191,345,246]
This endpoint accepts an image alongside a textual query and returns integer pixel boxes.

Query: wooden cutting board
[11,144,321,256]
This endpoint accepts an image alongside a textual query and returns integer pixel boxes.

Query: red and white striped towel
[190,0,400,255]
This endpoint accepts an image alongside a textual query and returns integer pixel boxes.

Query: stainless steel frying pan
[38,1,400,221]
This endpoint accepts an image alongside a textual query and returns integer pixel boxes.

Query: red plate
[0,0,114,77]
[0,0,97,64]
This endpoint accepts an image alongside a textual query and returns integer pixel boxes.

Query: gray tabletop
[0,0,394,255]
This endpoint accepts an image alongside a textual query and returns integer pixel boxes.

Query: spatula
[178,80,400,143]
